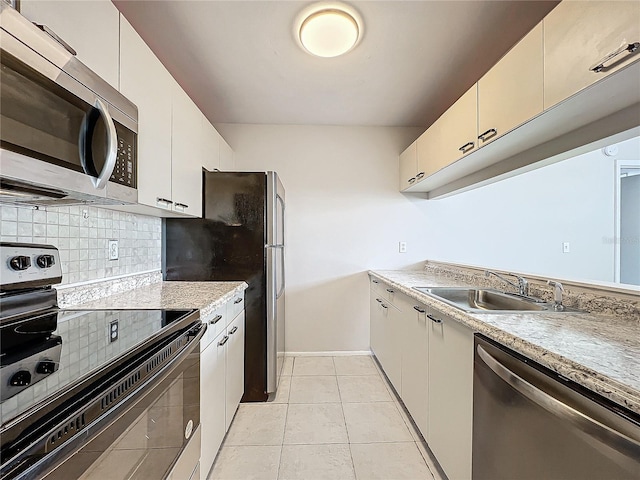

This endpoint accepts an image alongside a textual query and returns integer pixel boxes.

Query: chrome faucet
[484,270,529,296]
[547,280,565,311]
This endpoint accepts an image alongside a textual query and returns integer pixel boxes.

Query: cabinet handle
[413,306,426,313]
[590,42,639,73]
[229,326,238,335]
[386,288,394,293]
[218,335,229,346]
[427,314,442,324]
[376,298,383,303]
[156,197,173,207]
[381,304,388,309]
[478,129,498,142]
[408,177,416,184]
[174,202,189,209]
[458,141,475,153]
[234,297,243,304]
[372,279,379,284]
[416,172,425,179]
[209,314,223,325]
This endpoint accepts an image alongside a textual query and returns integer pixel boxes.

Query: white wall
[216,124,426,353]
[417,136,639,283]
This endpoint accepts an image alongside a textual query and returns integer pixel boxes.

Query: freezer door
[266,172,285,394]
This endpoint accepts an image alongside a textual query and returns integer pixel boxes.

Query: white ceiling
[114,0,559,128]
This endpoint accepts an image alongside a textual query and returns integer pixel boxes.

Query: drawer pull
[381,304,388,309]
[478,128,497,142]
[209,314,223,325]
[590,42,639,73]
[376,298,383,303]
[416,172,425,179]
[372,279,379,284]
[234,297,243,304]
[413,306,426,313]
[218,335,229,346]
[458,141,474,153]
[386,288,394,293]
[427,314,442,324]
[229,326,238,335]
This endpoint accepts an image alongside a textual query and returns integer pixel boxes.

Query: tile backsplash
[0,205,161,285]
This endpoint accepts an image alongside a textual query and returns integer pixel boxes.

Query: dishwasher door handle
[476,345,640,457]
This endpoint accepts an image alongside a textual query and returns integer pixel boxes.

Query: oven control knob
[36,254,56,268]
[9,255,31,271]
[36,361,56,374]
[10,370,31,387]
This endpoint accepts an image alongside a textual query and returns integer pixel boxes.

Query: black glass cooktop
[0,308,195,425]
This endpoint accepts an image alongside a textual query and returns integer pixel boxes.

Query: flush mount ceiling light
[295,3,363,58]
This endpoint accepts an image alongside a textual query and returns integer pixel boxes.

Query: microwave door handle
[79,98,118,190]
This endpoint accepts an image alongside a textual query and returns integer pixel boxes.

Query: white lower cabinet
[369,278,474,480]
[225,312,245,430]
[427,307,474,480]
[200,304,245,480]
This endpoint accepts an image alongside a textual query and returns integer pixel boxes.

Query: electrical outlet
[399,241,407,253]
[562,242,570,253]
[108,240,119,260]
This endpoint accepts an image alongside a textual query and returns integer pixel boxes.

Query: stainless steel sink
[413,287,577,313]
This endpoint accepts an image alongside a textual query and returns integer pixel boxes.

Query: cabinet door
[478,23,543,146]
[202,118,221,172]
[397,295,428,438]
[370,289,386,364]
[20,0,120,88]
[427,310,474,480]
[219,137,234,171]
[544,0,640,109]
[384,305,403,394]
[119,16,173,211]
[438,84,477,170]
[416,117,442,178]
[225,312,245,430]
[171,82,203,217]
[200,333,226,480]
[399,140,418,191]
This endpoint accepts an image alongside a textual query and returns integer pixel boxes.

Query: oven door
[3,325,204,480]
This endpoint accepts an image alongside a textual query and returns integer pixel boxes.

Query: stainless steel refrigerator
[163,171,285,401]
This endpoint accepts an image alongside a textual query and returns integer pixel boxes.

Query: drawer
[227,292,245,324]
[370,276,383,293]
[201,303,227,350]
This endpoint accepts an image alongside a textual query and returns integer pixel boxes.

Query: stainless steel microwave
[0,4,137,206]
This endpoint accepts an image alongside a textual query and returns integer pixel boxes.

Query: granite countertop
[369,269,640,415]
[76,281,248,319]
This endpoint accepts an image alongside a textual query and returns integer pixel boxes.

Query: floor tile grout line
[334,356,359,480]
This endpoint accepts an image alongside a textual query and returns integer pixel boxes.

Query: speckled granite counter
[76,281,248,319]
[369,269,640,415]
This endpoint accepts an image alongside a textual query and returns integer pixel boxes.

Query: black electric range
[0,243,204,480]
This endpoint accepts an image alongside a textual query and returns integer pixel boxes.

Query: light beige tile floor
[209,355,441,480]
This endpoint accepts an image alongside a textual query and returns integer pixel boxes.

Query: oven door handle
[476,345,640,459]
[10,323,206,480]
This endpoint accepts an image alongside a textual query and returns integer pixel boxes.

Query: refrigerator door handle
[277,247,285,299]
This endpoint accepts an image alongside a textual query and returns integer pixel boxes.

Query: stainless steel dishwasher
[473,334,640,480]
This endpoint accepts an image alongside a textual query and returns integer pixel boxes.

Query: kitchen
[1,0,639,479]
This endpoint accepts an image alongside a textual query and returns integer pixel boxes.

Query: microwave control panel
[110,124,137,189]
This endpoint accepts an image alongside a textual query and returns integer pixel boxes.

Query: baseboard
[285,350,372,357]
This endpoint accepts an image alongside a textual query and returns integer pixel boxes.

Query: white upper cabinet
[202,116,221,172]
[437,84,477,168]
[20,0,120,88]
[219,137,235,171]
[478,23,543,146]
[171,80,203,217]
[399,140,418,191]
[544,0,640,109]
[119,16,173,211]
